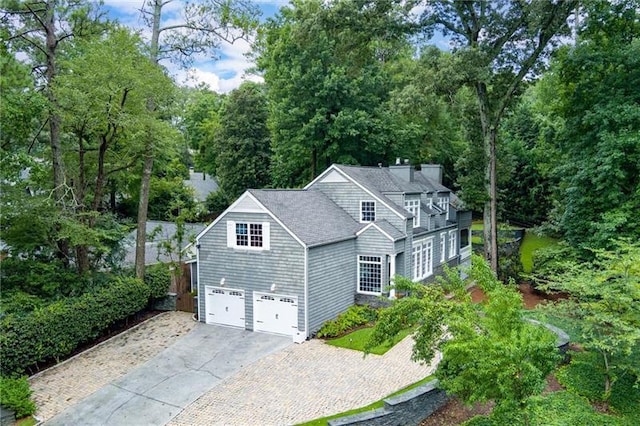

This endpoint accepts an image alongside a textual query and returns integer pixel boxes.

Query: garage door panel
[254,292,298,336]
[205,286,245,328]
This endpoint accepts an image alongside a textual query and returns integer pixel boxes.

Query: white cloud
[103,1,283,93]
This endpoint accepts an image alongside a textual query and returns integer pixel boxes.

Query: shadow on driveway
[45,325,292,426]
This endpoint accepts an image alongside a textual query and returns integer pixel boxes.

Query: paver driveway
[36,316,438,426]
[44,325,292,425]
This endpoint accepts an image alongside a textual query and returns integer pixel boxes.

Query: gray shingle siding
[310,181,405,232]
[307,239,356,334]
[197,212,306,332]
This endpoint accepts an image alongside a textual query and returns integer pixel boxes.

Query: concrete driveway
[45,325,292,426]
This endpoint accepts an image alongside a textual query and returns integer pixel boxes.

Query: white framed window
[413,238,434,280]
[438,197,449,219]
[449,230,457,258]
[404,199,420,228]
[440,232,446,263]
[412,244,422,280]
[360,200,376,222]
[424,239,433,276]
[358,255,382,294]
[227,221,270,250]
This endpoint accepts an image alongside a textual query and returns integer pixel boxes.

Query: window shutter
[227,221,235,248]
[262,222,270,250]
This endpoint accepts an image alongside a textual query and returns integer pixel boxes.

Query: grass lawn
[519,232,558,273]
[296,375,434,426]
[325,326,413,355]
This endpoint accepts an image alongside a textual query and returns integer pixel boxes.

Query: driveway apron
[45,325,292,426]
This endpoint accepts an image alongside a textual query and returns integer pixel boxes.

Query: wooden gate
[175,263,195,313]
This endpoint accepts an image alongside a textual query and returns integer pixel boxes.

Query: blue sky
[103,0,290,93]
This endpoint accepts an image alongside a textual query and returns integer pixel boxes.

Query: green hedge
[316,305,378,338]
[144,263,172,299]
[0,277,149,377]
[0,376,36,418]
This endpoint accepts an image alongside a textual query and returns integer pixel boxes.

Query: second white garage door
[253,292,298,336]
[205,286,245,328]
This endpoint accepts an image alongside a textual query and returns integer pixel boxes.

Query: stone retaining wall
[328,379,448,426]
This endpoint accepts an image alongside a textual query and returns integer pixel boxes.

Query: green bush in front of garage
[0,276,149,377]
[316,305,378,338]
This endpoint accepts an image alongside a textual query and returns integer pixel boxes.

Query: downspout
[303,246,309,342]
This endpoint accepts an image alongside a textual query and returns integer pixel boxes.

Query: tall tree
[549,1,640,249]
[54,27,177,274]
[214,81,270,201]
[134,0,259,279]
[420,0,577,272]
[1,0,107,264]
[256,0,411,187]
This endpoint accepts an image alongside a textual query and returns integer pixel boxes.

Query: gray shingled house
[194,162,472,342]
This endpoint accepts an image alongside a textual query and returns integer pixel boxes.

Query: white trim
[412,236,434,281]
[305,165,407,220]
[302,247,309,342]
[357,254,383,295]
[196,191,306,248]
[388,255,396,299]
[227,221,270,251]
[404,198,420,228]
[448,230,457,259]
[356,222,397,242]
[197,240,202,322]
[440,232,446,263]
[359,200,376,223]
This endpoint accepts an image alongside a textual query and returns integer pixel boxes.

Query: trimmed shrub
[0,277,149,377]
[316,305,378,338]
[144,263,172,299]
[0,376,36,418]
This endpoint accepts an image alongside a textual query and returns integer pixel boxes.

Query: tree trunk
[136,151,154,279]
[489,126,499,273]
[44,0,70,265]
[135,0,162,279]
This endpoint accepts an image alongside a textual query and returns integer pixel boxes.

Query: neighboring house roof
[122,220,206,266]
[183,170,218,202]
[249,189,363,247]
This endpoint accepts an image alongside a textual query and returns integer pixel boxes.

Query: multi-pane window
[449,230,457,258]
[413,239,433,280]
[440,233,446,262]
[231,221,266,249]
[438,197,449,219]
[412,244,422,280]
[236,223,263,247]
[424,239,433,276]
[404,199,420,227]
[249,223,263,247]
[236,223,248,246]
[360,201,376,222]
[358,255,382,294]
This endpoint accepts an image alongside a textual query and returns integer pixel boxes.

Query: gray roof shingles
[249,189,363,247]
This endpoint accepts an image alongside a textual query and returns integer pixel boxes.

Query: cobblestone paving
[29,311,196,422]
[169,336,440,426]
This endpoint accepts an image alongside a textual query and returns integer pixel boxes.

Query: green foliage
[0,277,149,377]
[536,240,640,402]
[0,257,86,300]
[0,376,36,418]
[557,351,640,422]
[548,3,640,249]
[144,263,172,299]
[205,189,232,214]
[316,305,377,338]
[257,0,411,186]
[519,231,560,274]
[370,256,561,419]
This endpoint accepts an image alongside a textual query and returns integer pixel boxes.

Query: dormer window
[360,201,376,222]
[438,197,449,220]
[404,199,420,228]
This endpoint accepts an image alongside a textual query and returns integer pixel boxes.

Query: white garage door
[253,292,298,336]
[205,286,245,328]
